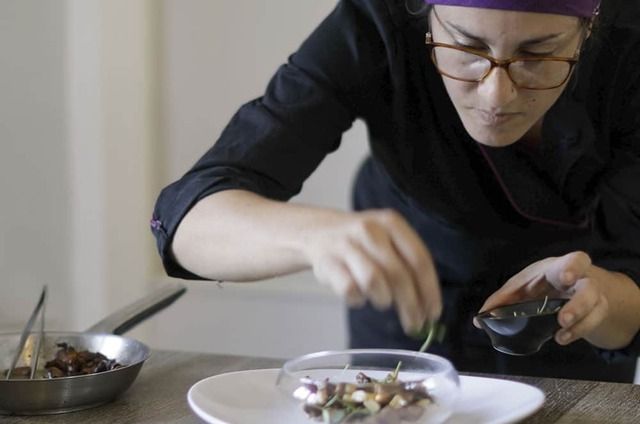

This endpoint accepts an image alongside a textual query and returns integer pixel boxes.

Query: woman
[151,0,640,382]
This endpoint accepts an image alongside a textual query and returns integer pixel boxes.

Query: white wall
[0,0,159,337]
[0,1,70,331]
[66,0,160,329]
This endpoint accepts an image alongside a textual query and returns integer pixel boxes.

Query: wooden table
[3,350,639,423]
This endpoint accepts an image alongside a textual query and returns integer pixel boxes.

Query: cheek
[443,79,470,101]
[523,96,539,114]
[526,90,565,115]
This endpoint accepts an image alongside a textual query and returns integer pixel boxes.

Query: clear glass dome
[276,349,460,424]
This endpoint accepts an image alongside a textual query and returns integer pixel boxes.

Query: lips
[475,109,521,126]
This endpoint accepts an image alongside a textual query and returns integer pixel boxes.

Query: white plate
[188,369,544,424]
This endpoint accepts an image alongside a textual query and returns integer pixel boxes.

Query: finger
[413,248,441,321]
[478,259,556,313]
[315,256,367,308]
[557,277,600,329]
[524,274,551,297]
[343,240,394,311]
[345,282,367,308]
[524,277,567,303]
[356,210,428,332]
[479,274,543,314]
[502,258,555,293]
[357,222,424,325]
[556,289,607,345]
[382,211,441,321]
[366,230,424,333]
[545,251,591,291]
[389,272,424,334]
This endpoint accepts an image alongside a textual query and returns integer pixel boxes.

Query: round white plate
[188,368,544,424]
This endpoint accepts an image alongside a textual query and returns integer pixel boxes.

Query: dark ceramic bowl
[475,298,568,356]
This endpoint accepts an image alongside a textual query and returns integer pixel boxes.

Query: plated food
[277,349,460,424]
[294,364,435,423]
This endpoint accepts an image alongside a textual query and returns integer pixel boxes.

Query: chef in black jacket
[151,0,640,382]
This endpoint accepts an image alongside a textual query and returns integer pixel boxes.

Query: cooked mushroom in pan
[2,366,32,379]
[44,343,123,378]
[3,342,123,379]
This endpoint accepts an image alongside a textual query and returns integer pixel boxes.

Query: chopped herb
[536,296,549,314]
[384,360,402,383]
[418,321,446,353]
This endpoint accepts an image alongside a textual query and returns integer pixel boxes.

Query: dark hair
[404,0,430,18]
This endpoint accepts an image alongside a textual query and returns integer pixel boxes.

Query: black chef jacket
[152,0,640,382]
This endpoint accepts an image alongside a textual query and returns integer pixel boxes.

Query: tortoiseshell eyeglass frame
[424,32,580,90]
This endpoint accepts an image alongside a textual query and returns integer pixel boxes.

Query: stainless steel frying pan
[0,282,186,415]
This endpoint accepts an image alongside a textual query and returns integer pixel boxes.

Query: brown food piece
[2,366,32,379]
[44,342,122,378]
[301,371,434,423]
[356,372,373,384]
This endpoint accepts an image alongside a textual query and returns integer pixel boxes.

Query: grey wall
[1,0,160,337]
[0,1,71,330]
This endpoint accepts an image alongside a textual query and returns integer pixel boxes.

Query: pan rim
[0,331,151,382]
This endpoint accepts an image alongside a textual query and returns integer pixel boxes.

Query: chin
[462,121,527,148]
[471,132,519,147]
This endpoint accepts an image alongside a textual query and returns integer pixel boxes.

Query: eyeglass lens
[432,46,572,89]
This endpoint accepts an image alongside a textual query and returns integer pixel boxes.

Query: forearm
[171,189,344,281]
[586,267,640,349]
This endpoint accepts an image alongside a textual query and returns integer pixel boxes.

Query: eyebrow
[446,21,565,47]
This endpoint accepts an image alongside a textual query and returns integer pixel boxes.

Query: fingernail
[563,313,575,326]
[403,312,421,335]
[409,320,422,335]
[429,304,442,321]
[417,311,428,330]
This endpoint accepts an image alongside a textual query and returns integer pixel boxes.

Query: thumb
[476,274,548,319]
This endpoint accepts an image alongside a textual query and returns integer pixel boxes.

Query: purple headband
[424,0,600,18]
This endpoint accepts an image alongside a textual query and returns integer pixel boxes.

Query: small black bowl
[475,298,568,356]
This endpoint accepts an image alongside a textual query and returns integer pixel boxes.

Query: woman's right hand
[303,209,442,334]
[173,191,441,334]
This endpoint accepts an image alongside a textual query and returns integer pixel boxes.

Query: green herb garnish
[384,360,403,383]
[415,320,447,353]
[536,295,549,314]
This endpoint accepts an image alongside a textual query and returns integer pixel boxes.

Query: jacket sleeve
[150,0,395,279]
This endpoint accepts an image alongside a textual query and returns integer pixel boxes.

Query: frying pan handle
[86,282,187,335]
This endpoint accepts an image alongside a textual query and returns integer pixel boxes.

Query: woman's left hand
[476,251,640,349]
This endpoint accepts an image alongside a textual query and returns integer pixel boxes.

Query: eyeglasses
[425,32,580,90]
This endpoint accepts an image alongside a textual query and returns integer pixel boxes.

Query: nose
[477,66,518,109]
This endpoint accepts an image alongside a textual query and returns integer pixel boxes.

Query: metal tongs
[5,286,47,380]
